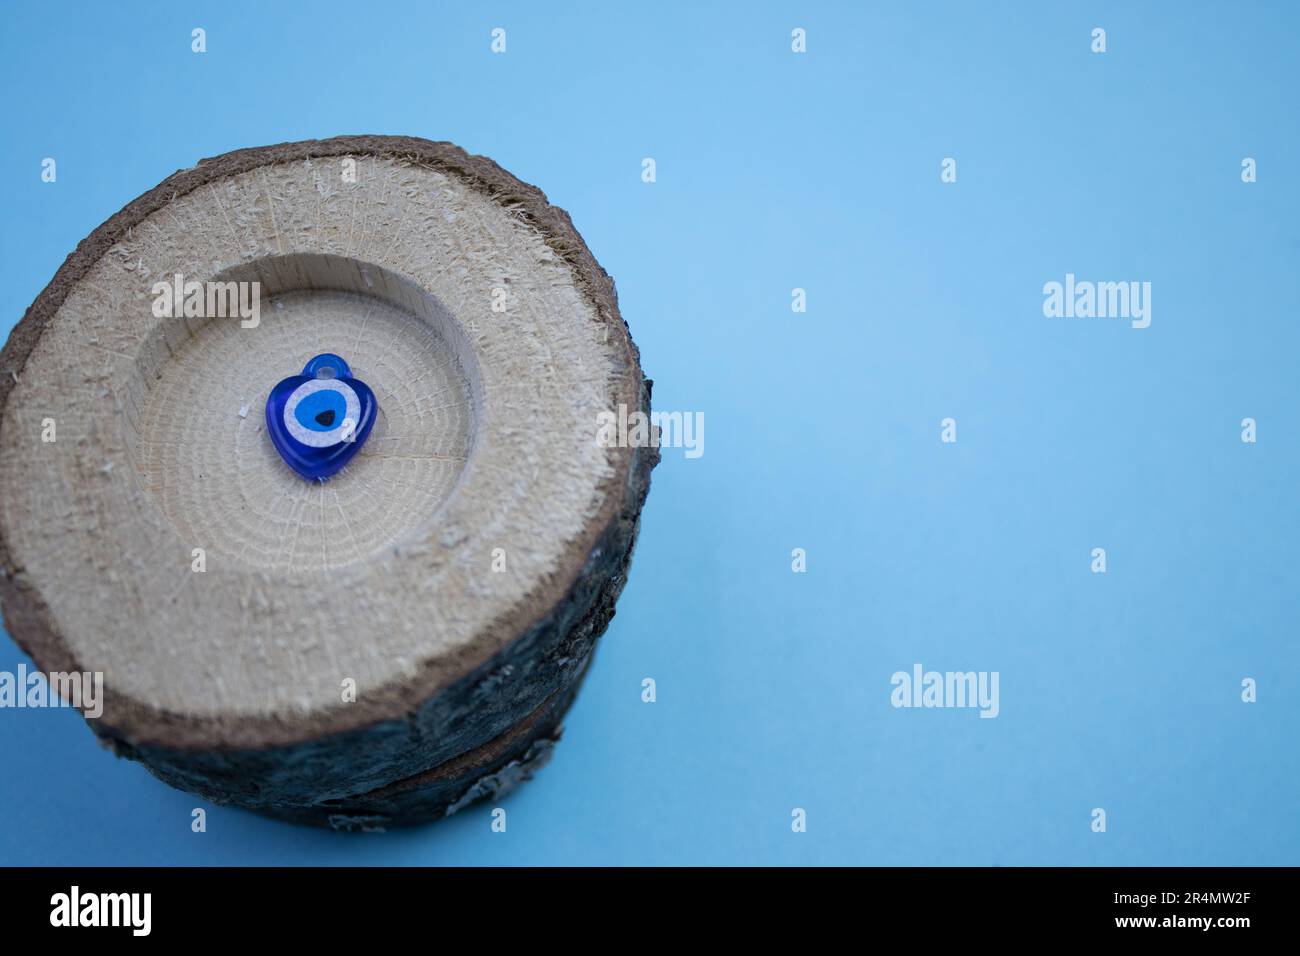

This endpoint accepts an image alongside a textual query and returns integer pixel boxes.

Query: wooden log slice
[0,136,657,825]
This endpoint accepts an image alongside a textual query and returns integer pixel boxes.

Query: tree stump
[0,136,656,828]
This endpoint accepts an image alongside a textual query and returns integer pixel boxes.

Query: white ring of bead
[283,378,361,448]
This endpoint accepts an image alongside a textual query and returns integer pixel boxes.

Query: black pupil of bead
[315,409,336,427]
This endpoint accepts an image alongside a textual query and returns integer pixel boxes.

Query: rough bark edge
[258,669,587,830]
[0,136,647,754]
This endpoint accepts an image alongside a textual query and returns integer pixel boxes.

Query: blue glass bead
[265,353,377,481]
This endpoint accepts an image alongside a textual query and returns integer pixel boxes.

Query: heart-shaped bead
[266,353,377,481]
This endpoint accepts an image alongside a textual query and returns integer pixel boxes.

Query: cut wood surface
[0,136,656,826]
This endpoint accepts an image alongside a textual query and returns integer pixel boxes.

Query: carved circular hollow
[131,254,479,573]
[0,137,656,826]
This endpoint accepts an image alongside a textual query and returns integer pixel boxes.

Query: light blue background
[1,1,1297,865]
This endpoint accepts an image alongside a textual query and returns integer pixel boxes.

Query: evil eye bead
[283,378,361,448]
[266,353,377,481]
